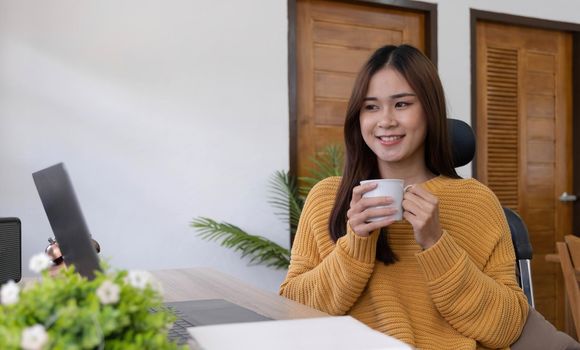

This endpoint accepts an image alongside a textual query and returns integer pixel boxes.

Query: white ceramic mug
[360,179,404,222]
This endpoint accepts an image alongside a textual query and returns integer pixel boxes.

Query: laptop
[32,163,271,344]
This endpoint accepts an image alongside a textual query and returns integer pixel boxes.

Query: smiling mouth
[377,135,403,142]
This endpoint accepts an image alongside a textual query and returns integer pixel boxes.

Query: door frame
[470,9,580,235]
[287,0,438,178]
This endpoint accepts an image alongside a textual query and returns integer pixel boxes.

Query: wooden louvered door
[295,0,425,177]
[476,21,573,330]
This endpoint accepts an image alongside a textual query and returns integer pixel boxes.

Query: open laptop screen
[33,163,101,280]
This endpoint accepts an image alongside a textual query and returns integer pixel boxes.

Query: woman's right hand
[346,182,398,237]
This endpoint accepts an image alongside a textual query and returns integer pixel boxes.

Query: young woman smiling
[279,45,529,349]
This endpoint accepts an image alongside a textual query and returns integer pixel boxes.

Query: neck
[377,160,436,186]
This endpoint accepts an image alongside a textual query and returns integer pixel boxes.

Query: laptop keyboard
[165,307,194,345]
[159,299,273,345]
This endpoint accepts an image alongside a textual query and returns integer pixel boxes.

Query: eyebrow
[363,92,416,101]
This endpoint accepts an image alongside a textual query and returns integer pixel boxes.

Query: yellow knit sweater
[280,176,529,350]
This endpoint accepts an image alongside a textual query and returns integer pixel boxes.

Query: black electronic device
[32,163,101,280]
[0,217,21,284]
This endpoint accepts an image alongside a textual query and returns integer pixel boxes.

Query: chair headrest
[448,118,476,168]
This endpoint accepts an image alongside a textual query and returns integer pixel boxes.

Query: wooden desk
[151,267,327,320]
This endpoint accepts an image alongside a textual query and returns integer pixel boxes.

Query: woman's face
[359,67,427,172]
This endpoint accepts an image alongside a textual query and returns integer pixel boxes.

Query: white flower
[28,253,52,273]
[151,279,164,295]
[126,270,153,290]
[0,280,20,305]
[21,324,49,350]
[96,280,120,305]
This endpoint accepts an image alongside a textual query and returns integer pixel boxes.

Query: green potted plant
[0,254,186,350]
[192,145,344,269]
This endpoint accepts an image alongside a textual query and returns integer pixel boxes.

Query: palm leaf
[191,217,290,269]
[268,170,304,235]
[191,143,344,271]
[300,144,344,195]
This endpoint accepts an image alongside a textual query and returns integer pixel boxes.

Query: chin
[377,155,404,163]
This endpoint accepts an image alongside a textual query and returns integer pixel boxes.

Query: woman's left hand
[402,185,442,250]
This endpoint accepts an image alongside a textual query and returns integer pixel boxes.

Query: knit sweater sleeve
[279,177,379,315]
[415,180,529,348]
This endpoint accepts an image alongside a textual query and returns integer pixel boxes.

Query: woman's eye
[363,104,379,111]
[395,101,411,109]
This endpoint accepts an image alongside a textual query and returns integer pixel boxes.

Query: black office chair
[448,118,535,308]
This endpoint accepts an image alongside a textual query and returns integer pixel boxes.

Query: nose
[377,109,397,128]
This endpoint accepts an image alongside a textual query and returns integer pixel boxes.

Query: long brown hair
[329,44,459,264]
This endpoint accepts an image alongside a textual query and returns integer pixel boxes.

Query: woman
[279,45,529,349]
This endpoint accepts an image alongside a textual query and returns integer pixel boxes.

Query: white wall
[0,0,289,292]
[1,0,579,292]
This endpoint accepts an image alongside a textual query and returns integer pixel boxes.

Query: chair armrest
[503,207,533,260]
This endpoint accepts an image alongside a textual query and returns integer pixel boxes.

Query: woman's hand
[347,182,398,237]
[402,185,442,249]
[48,262,67,276]
[45,241,67,276]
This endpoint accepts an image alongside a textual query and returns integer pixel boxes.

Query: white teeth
[379,135,402,142]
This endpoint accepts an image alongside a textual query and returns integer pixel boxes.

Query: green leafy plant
[191,218,291,269]
[191,144,344,270]
[0,254,186,350]
[298,144,344,194]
